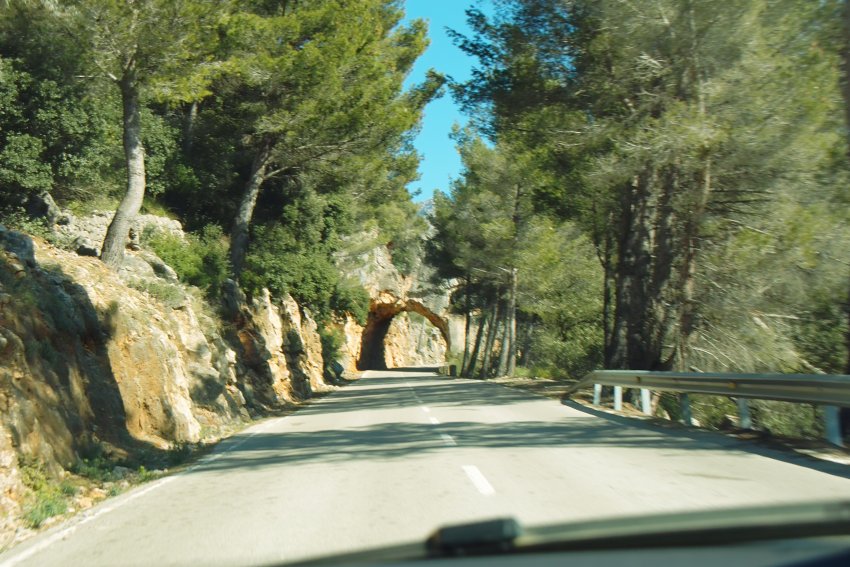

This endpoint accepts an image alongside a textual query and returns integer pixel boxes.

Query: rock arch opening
[357,298,450,370]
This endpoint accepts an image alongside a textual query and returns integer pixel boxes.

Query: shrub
[750,400,825,438]
[320,326,345,376]
[19,459,68,529]
[23,492,67,528]
[71,457,115,482]
[244,230,371,324]
[127,278,186,309]
[331,278,370,326]
[143,224,229,298]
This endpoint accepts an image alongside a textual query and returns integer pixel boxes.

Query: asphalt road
[3,369,850,566]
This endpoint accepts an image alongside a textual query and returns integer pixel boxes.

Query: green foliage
[750,401,825,438]
[516,219,604,378]
[0,133,52,193]
[373,200,428,274]
[19,459,68,529]
[0,206,53,239]
[1,0,434,342]
[143,225,229,298]
[137,465,159,483]
[319,326,345,378]
[71,457,115,483]
[127,279,186,309]
[23,491,67,529]
[242,227,339,319]
[447,0,850,380]
[688,395,737,430]
[331,278,370,326]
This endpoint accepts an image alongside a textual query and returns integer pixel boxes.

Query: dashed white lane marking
[462,465,495,496]
[440,434,456,446]
[421,406,431,413]
[429,416,441,425]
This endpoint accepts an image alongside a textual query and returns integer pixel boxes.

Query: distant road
[3,369,850,566]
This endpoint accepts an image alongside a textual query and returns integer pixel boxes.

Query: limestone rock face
[238,289,293,406]
[55,211,185,257]
[0,216,328,544]
[235,290,328,404]
[384,312,448,368]
[339,233,461,370]
[279,296,326,393]
[337,315,365,376]
[0,423,23,543]
[0,228,247,457]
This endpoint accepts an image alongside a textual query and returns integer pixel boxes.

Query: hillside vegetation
[0,0,438,315]
[425,0,850,431]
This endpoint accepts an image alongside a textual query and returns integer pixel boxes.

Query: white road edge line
[0,419,280,567]
[440,434,456,446]
[462,465,495,496]
[421,406,431,413]
[0,475,177,567]
[429,416,441,425]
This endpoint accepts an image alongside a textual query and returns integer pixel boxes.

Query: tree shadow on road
[295,374,546,416]
[187,410,850,481]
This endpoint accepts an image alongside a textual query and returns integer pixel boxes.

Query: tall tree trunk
[518,318,535,368]
[495,313,510,377]
[608,165,677,372]
[101,69,145,267]
[230,145,271,277]
[182,100,198,154]
[602,227,615,367]
[461,276,472,375]
[676,159,710,371]
[506,267,518,376]
[845,281,850,375]
[479,301,500,378]
[466,312,487,378]
[842,0,850,375]
[505,183,521,376]
[675,0,711,372]
[608,171,656,370]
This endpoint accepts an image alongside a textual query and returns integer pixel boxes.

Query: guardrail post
[824,406,844,447]
[680,394,693,426]
[737,398,752,429]
[593,384,602,405]
[640,389,652,415]
[613,386,623,411]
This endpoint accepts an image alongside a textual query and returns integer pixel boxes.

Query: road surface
[3,368,850,566]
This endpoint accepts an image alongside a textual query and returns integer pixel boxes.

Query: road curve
[2,368,849,566]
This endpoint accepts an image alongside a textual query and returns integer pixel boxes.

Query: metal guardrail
[565,370,850,447]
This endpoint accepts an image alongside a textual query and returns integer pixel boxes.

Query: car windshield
[0,1,849,566]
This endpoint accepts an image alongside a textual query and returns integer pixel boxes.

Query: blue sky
[402,1,485,202]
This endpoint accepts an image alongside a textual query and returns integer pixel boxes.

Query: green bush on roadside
[19,459,69,529]
[142,225,229,299]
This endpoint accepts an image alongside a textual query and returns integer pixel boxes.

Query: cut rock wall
[339,238,460,369]
[0,217,330,544]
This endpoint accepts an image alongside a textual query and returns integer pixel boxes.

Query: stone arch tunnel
[356,297,451,370]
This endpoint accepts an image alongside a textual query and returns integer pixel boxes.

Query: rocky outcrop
[0,421,22,545]
[0,227,247,458]
[384,312,447,368]
[54,211,184,258]
[338,234,461,370]
[234,290,329,406]
[0,214,332,544]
